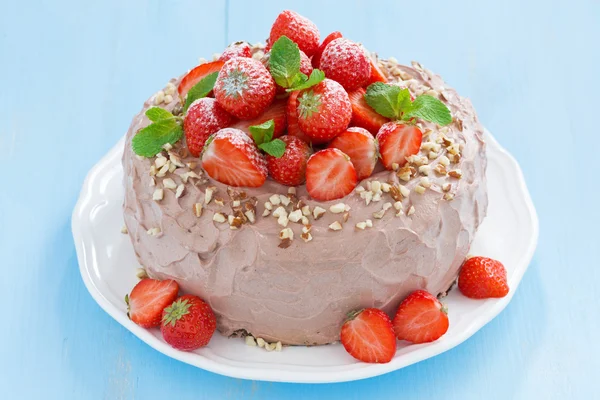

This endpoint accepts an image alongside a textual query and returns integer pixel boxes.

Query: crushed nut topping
[407,206,415,216]
[420,177,432,188]
[279,228,294,240]
[419,165,432,176]
[439,155,450,166]
[121,225,128,234]
[153,188,164,201]
[269,194,281,205]
[443,183,452,192]
[329,221,343,231]
[175,184,185,198]
[329,203,346,214]
[193,203,203,217]
[288,209,303,223]
[444,193,455,201]
[147,227,161,236]
[205,187,216,204]
[448,169,463,179]
[414,185,426,194]
[434,164,448,176]
[213,213,226,223]
[301,232,313,242]
[313,206,326,220]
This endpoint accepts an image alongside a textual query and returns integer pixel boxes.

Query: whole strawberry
[340,308,397,363]
[161,295,216,351]
[268,10,320,57]
[392,290,449,344]
[319,38,371,91]
[219,41,252,62]
[214,57,276,120]
[286,90,312,143]
[312,31,343,68]
[184,98,235,157]
[127,278,179,328]
[458,257,509,299]
[295,78,352,144]
[267,135,312,186]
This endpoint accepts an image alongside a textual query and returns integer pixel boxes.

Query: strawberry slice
[127,278,179,328]
[312,31,343,68]
[341,308,397,363]
[367,57,388,84]
[201,128,268,187]
[392,290,449,344]
[306,148,357,201]
[348,88,390,135]
[231,99,287,139]
[178,60,225,98]
[376,122,423,170]
[329,127,377,180]
[286,91,312,143]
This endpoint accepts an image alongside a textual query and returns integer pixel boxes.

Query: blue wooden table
[1,0,598,398]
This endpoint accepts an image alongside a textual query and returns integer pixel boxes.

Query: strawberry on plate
[392,290,449,344]
[178,60,225,98]
[367,57,388,84]
[295,78,352,144]
[126,278,179,329]
[184,98,235,157]
[201,128,268,187]
[311,31,343,68]
[306,148,357,201]
[348,88,390,135]
[319,38,371,91]
[267,10,320,57]
[376,122,422,169]
[458,257,510,299]
[286,90,312,143]
[267,135,312,186]
[341,308,397,363]
[214,57,276,120]
[231,99,287,139]
[329,127,377,180]
[161,295,216,351]
[219,41,252,62]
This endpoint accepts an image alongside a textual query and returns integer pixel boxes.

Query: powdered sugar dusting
[320,38,371,91]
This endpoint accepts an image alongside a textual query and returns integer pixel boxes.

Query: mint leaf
[259,139,286,158]
[405,95,452,126]
[269,36,301,88]
[183,71,219,112]
[365,82,411,119]
[132,118,183,157]
[250,119,275,145]
[146,107,173,122]
[287,69,325,92]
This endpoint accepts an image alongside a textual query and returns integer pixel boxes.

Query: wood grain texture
[1,0,599,398]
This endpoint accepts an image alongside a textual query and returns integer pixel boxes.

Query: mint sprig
[183,71,219,112]
[250,119,286,158]
[364,82,452,126]
[269,36,325,92]
[132,108,183,157]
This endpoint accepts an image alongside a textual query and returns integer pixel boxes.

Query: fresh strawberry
[376,122,422,169]
[306,148,357,201]
[312,31,343,68]
[340,308,396,363]
[392,290,449,344]
[178,60,225,98]
[219,41,252,62]
[295,79,352,144]
[161,295,216,351]
[286,90,312,143]
[263,49,313,94]
[184,98,235,157]
[214,57,276,120]
[126,278,179,329]
[319,38,371,91]
[201,128,268,187]
[458,257,510,299]
[231,99,287,139]
[348,88,390,134]
[267,135,312,186]
[267,10,320,57]
[329,127,377,180]
[367,57,388,84]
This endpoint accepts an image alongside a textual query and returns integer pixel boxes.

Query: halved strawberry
[311,31,343,68]
[367,57,388,84]
[376,122,423,169]
[231,99,287,139]
[286,90,312,143]
[392,290,449,344]
[178,60,225,98]
[348,88,390,135]
[201,128,268,187]
[126,278,179,329]
[329,127,377,180]
[306,148,357,201]
[341,308,397,363]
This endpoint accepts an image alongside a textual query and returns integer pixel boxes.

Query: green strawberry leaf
[146,107,174,122]
[269,36,302,88]
[259,139,286,158]
[132,118,183,157]
[404,95,452,126]
[287,69,325,92]
[250,119,275,145]
[183,71,219,112]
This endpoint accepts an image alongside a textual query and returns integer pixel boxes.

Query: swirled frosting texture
[122,59,487,345]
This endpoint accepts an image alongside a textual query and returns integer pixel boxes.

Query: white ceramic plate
[72,130,538,383]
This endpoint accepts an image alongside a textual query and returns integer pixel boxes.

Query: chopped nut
[406,155,428,166]
[343,212,350,223]
[419,165,432,176]
[136,268,148,279]
[272,206,288,218]
[245,336,257,346]
[168,152,185,168]
[121,225,128,234]
[279,228,294,240]
[256,338,266,348]
[329,203,346,213]
[365,219,373,228]
[288,209,303,222]
[414,185,426,194]
[154,90,165,105]
[356,222,367,230]
[168,162,177,173]
[373,209,386,219]
[391,162,400,171]
[301,205,311,216]
[163,178,177,190]
[394,201,403,211]
[155,156,168,168]
[157,163,170,177]
[275,341,283,352]
[164,82,176,96]
[149,177,156,187]
[288,187,296,195]
[193,203,203,217]
[213,213,226,223]
[186,161,197,170]
[277,214,289,227]
[313,206,326,220]
[302,225,311,234]
[355,186,366,193]
[244,209,256,223]
[175,184,185,198]
[265,342,276,352]
[428,151,439,159]
[372,192,382,202]
[279,238,292,248]
[371,181,382,193]
[399,185,410,198]
[147,227,161,236]
[440,155,450,166]
[407,206,415,216]
[164,94,174,103]
[448,169,463,179]
[397,165,414,181]
[421,142,441,152]
[420,177,432,188]
[269,194,281,205]
[153,188,164,201]
[434,164,448,176]
[229,215,243,229]
[280,195,291,206]
[149,165,158,176]
[301,216,310,225]
[329,221,343,231]
[381,182,391,192]
[362,190,373,205]
[205,187,216,204]
[382,202,392,211]
[443,183,452,192]
[390,185,403,201]
[447,143,461,155]
[444,193,455,201]
[264,201,273,211]
[262,209,271,217]
[301,232,313,242]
